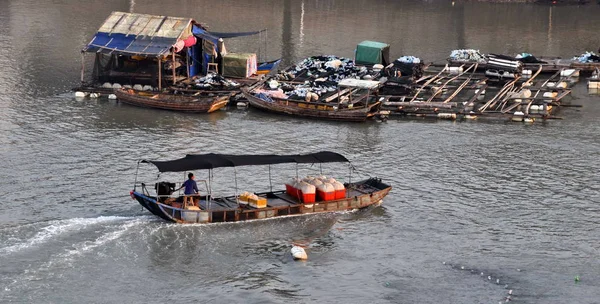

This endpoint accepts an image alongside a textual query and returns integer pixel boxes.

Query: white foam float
[89,92,100,98]
[108,94,117,100]
[101,82,112,89]
[112,83,122,89]
[291,246,307,260]
[560,69,579,77]
[512,111,524,122]
[236,102,248,108]
[133,84,143,91]
[74,91,86,98]
[142,85,153,91]
[524,117,535,124]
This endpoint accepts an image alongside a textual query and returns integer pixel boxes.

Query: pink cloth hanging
[183,36,197,48]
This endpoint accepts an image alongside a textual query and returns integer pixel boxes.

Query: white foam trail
[1,219,144,295]
[62,220,141,258]
[0,216,137,255]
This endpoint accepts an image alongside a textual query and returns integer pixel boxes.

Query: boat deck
[186,185,373,212]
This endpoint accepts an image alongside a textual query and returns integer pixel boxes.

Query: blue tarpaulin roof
[83,11,195,56]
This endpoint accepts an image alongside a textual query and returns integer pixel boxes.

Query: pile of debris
[573,51,600,63]
[515,53,547,64]
[380,56,424,96]
[449,49,487,63]
[193,73,241,90]
[274,56,370,82]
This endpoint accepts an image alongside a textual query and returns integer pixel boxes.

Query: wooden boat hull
[242,90,381,122]
[115,89,229,113]
[132,178,392,224]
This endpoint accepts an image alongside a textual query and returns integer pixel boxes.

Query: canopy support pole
[172,52,176,85]
[234,167,239,207]
[158,57,162,90]
[208,169,212,210]
[133,160,141,190]
[295,164,298,179]
[186,48,190,79]
[268,165,272,192]
[349,164,352,184]
[80,52,85,84]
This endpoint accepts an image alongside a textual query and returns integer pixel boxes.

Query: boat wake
[0,215,144,256]
[0,216,150,298]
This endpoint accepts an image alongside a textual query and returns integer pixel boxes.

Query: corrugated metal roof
[83,11,194,56]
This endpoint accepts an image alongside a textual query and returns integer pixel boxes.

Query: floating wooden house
[79,11,271,92]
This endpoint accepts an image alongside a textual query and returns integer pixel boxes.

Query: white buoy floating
[508,290,513,295]
[89,92,100,99]
[512,111,524,122]
[108,94,117,100]
[291,246,308,260]
[74,91,87,98]
[236,101,248,108]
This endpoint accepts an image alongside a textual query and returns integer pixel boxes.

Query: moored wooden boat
[242,78,383,122]
[115,88,230,113]
[130,152,392,224]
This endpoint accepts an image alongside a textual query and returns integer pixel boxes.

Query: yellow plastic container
[249,197,267,208]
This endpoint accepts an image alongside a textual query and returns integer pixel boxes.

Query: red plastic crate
[334,189,346,200]
[317,190,335,201]
[285,184,297,198]
[299,191,316,204]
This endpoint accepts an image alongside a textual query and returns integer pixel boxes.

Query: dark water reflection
[1,0,600,303]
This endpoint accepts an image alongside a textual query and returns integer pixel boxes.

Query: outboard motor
[155,182,176,202]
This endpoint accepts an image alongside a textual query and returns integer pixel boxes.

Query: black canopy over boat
[131,151,392,224]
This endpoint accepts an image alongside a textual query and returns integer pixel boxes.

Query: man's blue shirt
[183,179,199,195]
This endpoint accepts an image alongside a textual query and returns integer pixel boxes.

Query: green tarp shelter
[355,41,390,65]
[222,53,257,78]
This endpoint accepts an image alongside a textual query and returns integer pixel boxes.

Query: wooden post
[172,52,176,85]
[158,57,162,90]
[186,48,190,79]
[80,52,85,83]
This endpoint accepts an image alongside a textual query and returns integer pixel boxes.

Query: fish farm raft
[74,11,600,124]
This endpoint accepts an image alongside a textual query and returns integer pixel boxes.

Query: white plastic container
[437,113,457,120]
[512,111,524,122]
[448,67,463,74]
[560,69,579,77]
[102,82,112,88]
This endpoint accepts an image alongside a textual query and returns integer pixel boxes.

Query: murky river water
[1,0,599,303]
